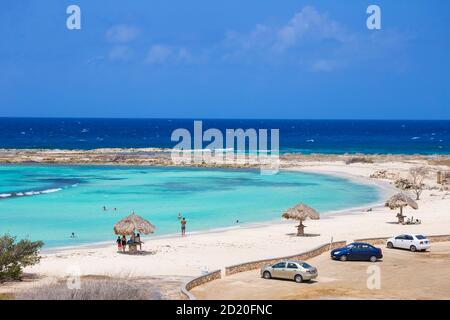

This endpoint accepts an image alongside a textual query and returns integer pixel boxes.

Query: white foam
[41,188,62,194]
[5,188,64,198]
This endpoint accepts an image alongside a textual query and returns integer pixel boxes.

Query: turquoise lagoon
[0,165,380,248]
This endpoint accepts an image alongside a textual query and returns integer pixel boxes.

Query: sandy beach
[1,153,449,298]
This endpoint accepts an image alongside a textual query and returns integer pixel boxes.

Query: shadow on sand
[117,250,157,256]
[285,233,321,237]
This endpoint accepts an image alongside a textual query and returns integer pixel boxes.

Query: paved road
[192,241,450,300]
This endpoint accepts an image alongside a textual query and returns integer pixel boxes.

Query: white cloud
[274,6,349,51]
[177,48,192,62]
[106,25,140,43]
[109,46,132,61]
[145,45,172,64]
[310,59,338,72]
[101,7,406,72]
[145,45,191,65]
[224,7,349,53]
[220,6,354,70]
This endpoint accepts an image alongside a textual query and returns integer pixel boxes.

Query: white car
[386,234,430,252]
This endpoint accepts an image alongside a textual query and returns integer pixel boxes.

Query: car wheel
[294,274,303,283]
[340,255,348,262]
[387,242,394,249]
[263,271,271,279]
[410,245,417,252]
[369,256,377,263]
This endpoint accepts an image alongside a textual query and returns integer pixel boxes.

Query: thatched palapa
[114,212,156,236]
[385,193,418,223]
[282,203,320,236]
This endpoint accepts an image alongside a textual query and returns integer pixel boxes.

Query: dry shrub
[409,166,429,200]
[16,279,161,300]
[0,292,15,300]
[345,157,374,165]
[395,178,413,190]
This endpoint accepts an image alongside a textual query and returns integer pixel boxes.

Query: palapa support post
[282,203,320,238]
[296,221,305,236]
[385,193,418,225]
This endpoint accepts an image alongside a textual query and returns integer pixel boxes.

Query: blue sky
[0,1,449,119]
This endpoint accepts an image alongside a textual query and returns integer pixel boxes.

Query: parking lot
[191,241,450,300]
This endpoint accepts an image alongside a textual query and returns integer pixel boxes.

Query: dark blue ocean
[0,118,449,154]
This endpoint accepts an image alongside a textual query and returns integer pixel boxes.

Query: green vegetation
[0,234,43,283]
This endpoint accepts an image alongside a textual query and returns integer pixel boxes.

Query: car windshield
[299,262,313,269]
[415,235,426,240]
[346,244,355,249]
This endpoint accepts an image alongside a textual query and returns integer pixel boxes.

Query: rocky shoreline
[1,148,449,168]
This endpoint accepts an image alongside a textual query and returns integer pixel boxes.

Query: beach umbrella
[385,193,418,223]
[114,212,156,236]
[282,203,320,236]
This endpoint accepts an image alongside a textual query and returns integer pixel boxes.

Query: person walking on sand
[121,235,127,253]
[181,217,187,237]
[116,236,122,252]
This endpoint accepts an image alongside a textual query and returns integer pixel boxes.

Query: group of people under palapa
[116,232,142,253]
[116,213,188,252]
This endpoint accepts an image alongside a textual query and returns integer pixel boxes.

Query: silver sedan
[260,260,318,283]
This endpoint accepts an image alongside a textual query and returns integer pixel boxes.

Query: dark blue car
[331,242,383,262]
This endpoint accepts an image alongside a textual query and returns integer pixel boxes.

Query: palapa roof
[114,212,156,236]
[385,193,418,210]
[282,203,320,221]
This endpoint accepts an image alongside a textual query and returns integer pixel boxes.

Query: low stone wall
[427,234,450,243]
[354,237,388,245]
[355,234,450,245]
[181,269,222,300]
[225,241,347,276]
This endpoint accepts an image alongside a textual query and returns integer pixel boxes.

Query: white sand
[23,160,450,281]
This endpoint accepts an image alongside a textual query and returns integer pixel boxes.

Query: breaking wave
[0,187,72,200]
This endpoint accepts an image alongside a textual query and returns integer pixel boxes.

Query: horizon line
[0,116,449,121]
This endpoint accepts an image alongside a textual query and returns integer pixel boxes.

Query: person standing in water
[181,217,187,237]
[177,212,182,220]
